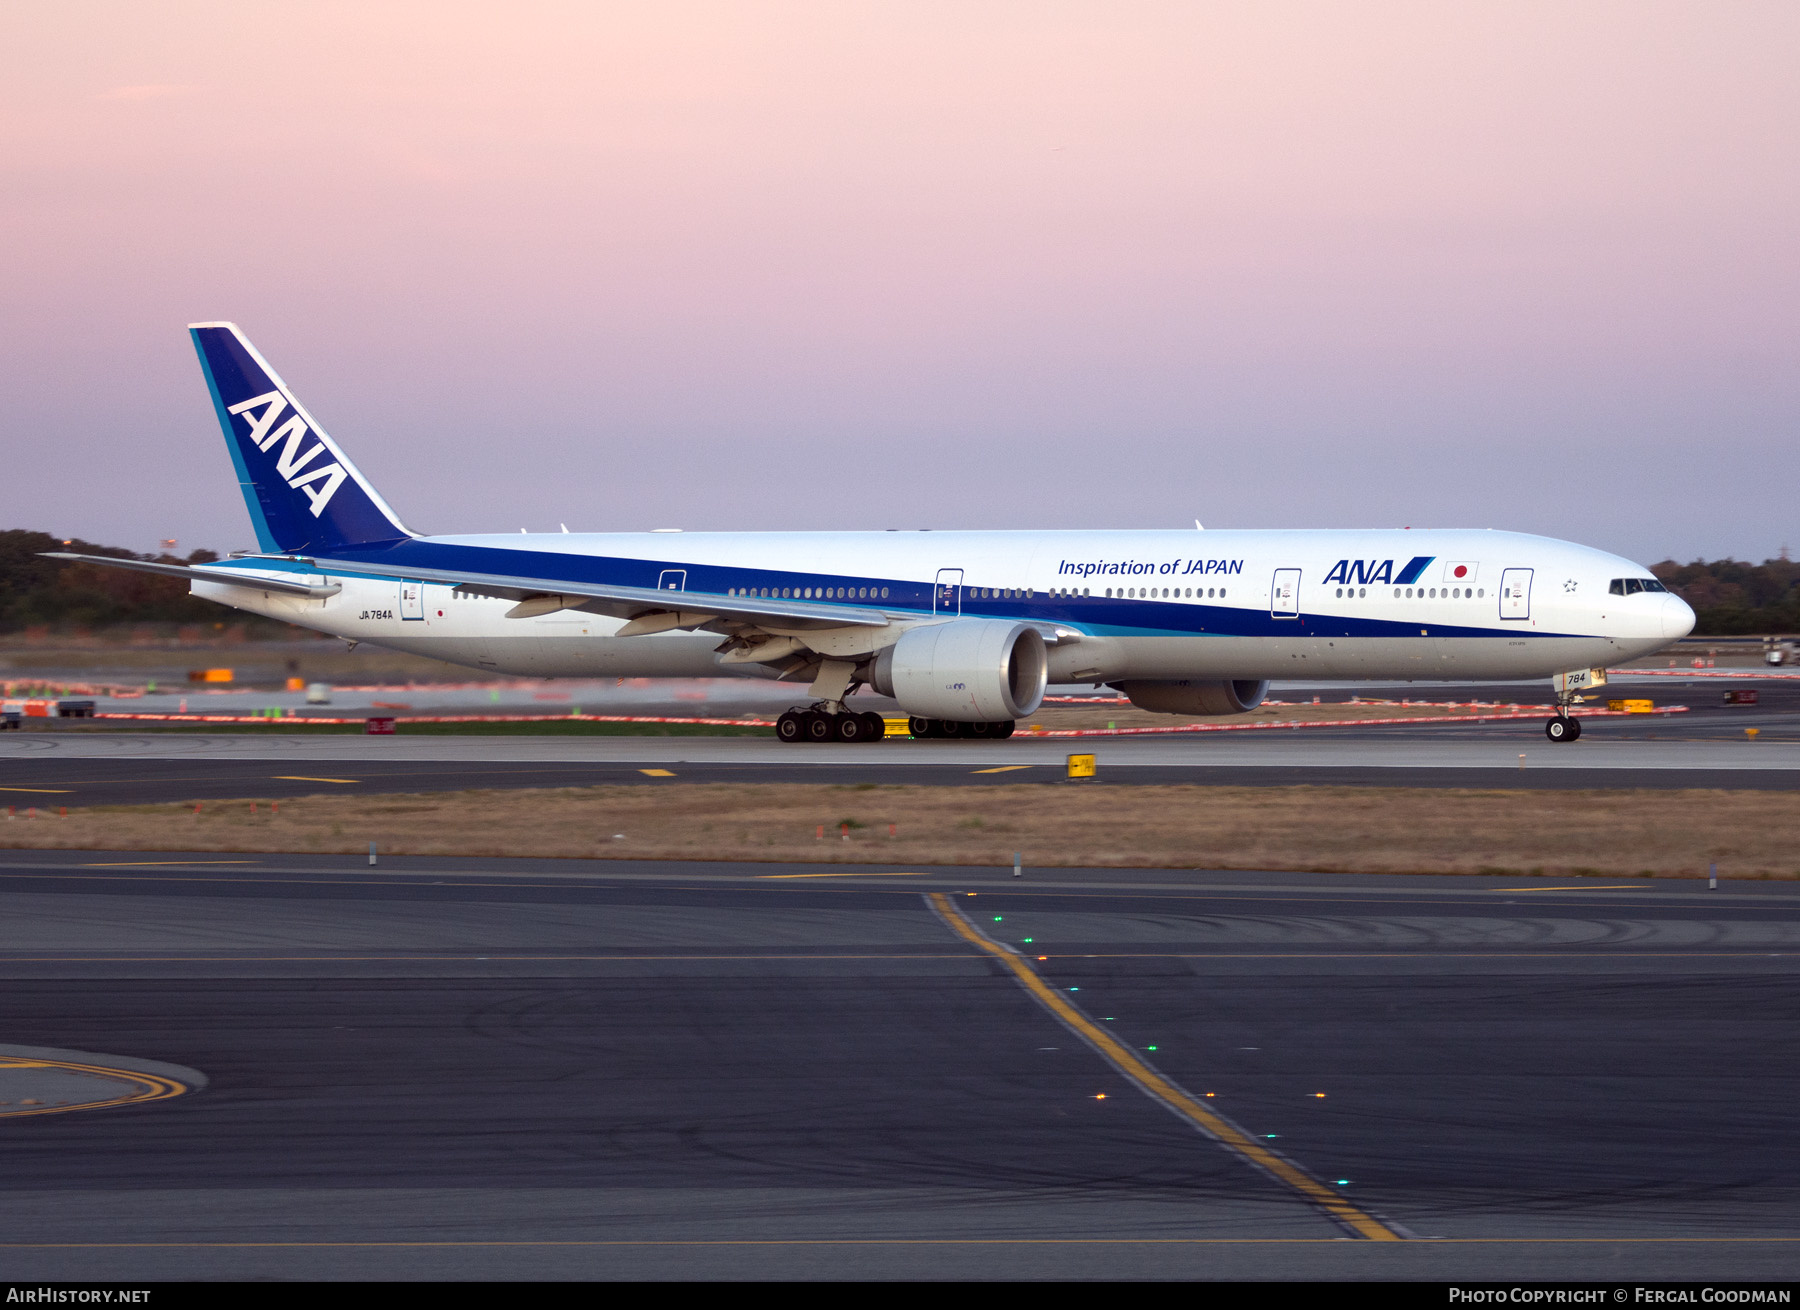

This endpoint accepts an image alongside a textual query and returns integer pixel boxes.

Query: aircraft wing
[42,552,343,600]
[273,553,893,632]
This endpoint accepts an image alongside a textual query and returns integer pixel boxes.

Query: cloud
[102,84,198,102]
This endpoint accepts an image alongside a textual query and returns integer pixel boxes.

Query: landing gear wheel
[1566,716,1582,740]
[1546,716,1576,743]
[968,721,992,738]
[861,711,887,741]
[834,713,866,743]
[804,711,833,742]
[909,716,934,739]
[994,720,1016,739]
[776,711,804,743]
[938,720,963,739]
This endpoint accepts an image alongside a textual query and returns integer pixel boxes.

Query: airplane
[50,323,1695,745]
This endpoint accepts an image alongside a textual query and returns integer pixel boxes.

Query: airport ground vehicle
[52,324,1695,743]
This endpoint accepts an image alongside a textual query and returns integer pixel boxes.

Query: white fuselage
[192,526,1692,686]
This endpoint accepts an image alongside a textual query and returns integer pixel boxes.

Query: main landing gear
[772,708,1019,742]
[776,707,888,744]
[908,717,1015,740]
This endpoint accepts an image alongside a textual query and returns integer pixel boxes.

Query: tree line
[0,529,238,631]
[1651,556,1800,636]
[1,526,1795,636]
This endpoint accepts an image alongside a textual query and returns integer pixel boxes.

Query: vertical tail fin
[190,323,413,553]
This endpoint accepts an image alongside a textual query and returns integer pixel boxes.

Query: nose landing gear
[1546,667,1605,744]
[1545,715,1582,743]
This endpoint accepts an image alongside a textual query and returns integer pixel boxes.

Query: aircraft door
[1271,568,1301,619]
[657,569,687,593]
[399,579,424,621]
[934,568,963,616]
[1499,568,1532,620]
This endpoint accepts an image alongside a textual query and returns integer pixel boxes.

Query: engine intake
[870,620,1048,721]
[1113,678,1269,715]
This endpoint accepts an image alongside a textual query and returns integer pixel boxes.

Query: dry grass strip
[2,784,1796,878]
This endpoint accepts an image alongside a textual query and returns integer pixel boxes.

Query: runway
[2,675,1794,804]
[1,718,1796,805]
[0,851,1796,1279]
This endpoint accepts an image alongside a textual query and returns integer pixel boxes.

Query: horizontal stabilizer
[42,552,342,600]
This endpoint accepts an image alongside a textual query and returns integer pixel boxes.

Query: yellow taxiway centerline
[82,860,259,867]
[271,776,359,784]
[971,765,1033,774]
[926,890,1404,1241]
[759,871,932,879]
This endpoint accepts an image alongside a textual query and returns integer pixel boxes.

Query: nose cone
[1662,594,1696,640]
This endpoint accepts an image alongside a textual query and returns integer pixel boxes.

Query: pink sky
[2,2,1795,561]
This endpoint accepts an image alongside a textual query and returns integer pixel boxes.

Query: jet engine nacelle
[1113,678,1270,715]
[870,619,1048,721]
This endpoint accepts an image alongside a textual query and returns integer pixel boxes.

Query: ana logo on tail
[226,391,348,517]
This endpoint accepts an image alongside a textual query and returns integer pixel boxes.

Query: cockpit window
[1609,577,1669,596]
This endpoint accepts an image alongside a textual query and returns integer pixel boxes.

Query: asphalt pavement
[1,851,1797,1279]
